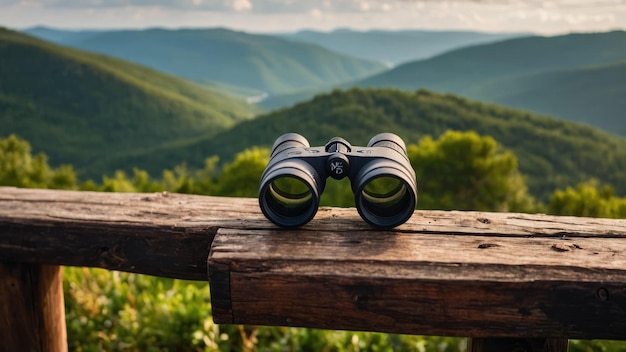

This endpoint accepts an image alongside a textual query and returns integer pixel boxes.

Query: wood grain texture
[0,263,67,352]
[2,187,626,340]
[0,187,265,280]
[209,226,626,338]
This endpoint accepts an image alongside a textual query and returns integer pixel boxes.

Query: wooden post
[0,262,67,352]
[467,338,569,352]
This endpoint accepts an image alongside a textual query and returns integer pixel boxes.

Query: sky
[1,0,625,35]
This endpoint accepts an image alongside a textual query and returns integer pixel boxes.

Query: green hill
[0,27,258,178]
[113,88,626,200]
[465,61,626,135]
[25,27,386,97]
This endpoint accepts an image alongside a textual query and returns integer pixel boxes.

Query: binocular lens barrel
[355,133,416,227]
[356,173,416,228]
[260,133,322,227]
[260,169,320,227]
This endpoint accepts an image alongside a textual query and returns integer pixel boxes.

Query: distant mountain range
[357,31,626,92]
[101,89,626,200]
[0,27,257,178]
[466,61,626,135]
[263,31,626,136]
[24,26,386,97]
[276,28,527,65]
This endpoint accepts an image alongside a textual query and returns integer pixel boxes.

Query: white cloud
[2,0,626,14]
[231,0,252,11]
[310,7,323,18]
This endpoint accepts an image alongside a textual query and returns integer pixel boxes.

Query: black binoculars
[258,133,418,228]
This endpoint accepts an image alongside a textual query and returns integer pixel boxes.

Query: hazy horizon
[2,0,625,36]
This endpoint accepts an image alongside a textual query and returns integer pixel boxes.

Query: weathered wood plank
[0,187,265,280]
[1,185,626,279]
[2,187,625,238]
[0,263,67,352]
[209,228,626,339]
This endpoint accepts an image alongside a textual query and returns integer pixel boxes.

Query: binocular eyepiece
[259,133,418,228]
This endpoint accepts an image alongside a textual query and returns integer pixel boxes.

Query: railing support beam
[0,262,67,352]
[467,338,569,352]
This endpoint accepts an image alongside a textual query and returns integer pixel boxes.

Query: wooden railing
[1,186,626,352]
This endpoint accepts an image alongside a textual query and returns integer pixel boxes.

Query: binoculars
[258,133,418,228]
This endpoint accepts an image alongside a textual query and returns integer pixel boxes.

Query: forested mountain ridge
[99,88,626,200]
[0,27,258,177]
[25,26,387,97]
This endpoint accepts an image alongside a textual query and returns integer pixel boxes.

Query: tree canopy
[408,130,533,212]
[548,180,626,218]
[0,134,76,190]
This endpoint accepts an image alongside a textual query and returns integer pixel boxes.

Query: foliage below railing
[64,267,467,352]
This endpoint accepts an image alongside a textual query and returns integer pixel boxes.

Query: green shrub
[63,267,465,351]
[64,267,236,351]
